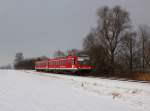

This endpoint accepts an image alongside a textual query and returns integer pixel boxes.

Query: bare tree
[121,31,137,72]
[139,25,150,71]
[145,41,150,68]
[14,52,24,63]
[14,52,24,69]
[83,29,97,50]
[83,29,110,75]
[96,6,130,74]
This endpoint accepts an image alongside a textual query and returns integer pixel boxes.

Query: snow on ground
[0,70,150,111]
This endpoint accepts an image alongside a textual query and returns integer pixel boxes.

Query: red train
[35,53,94,74]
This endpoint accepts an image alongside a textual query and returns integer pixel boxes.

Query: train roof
[36,55,76,63]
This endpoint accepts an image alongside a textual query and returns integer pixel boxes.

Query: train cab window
[77,55,90,66]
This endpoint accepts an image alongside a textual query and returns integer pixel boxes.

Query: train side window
[72,59,75,65]
[63,60,65,65]
[60,61,61,65]
[70,59,72,65]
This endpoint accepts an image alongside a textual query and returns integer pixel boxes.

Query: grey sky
[0,0,150,66]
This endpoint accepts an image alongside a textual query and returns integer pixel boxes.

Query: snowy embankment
[0,70,150,111]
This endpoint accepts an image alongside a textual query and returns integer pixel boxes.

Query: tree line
[14,52,47,70]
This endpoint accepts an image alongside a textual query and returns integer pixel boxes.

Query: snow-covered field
[0,70,150,111]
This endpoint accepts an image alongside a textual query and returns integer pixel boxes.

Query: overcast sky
[0,0,150,66]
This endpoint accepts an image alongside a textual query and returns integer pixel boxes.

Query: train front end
[76,55,94,73]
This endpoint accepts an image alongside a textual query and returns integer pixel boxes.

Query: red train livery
[35,54,94,74]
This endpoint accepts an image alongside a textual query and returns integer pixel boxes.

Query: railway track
[24,70,150,84]
[88,76,150,84]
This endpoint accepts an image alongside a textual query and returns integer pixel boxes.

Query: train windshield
[77,55,90,66]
